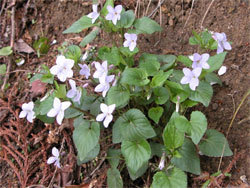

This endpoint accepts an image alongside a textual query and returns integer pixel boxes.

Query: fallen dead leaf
[31,80,46,96]
[14,39,35,54]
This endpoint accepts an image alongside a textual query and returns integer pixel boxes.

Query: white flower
[50,55,74,82]
[96,103,116,128]
[212,32,232,54]
[180,67,202,91]
[19,101,35,123]
[67,79,82,104]
[79,64,90,79]
[47,147,61,168]
[218,66,227,76]
[81,51,88,62]
[191,53,210,70]
[123,33,137,51]
[87,4,100,24]
[47,97,71,125]
[105,5,122,25]
[93,61,108,79]
[94,75,115,97]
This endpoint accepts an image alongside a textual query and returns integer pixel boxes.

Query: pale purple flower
[191,53,210,70]
[218,66,227,76]
[105,5,122,25]
[96,103,116,128]
[158,152,165,170]
[47,98,71,125]
[94,75,115,97]
[67,79,81,104]
[93,61,108,79]
[180,68,202,91]
[212,32,232,54]
[123,33,137,51]
[87,4,100,24]
[47,147,60,168]
[79,64,90,79]
[19,101,35,123]
[50,55,74,82]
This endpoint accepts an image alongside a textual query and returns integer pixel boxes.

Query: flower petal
[123,40,130,48]
[61,101,71,110]
[180,76,190,84]
[53,98,61,110]
[223,41,232,50]
[57,72,67,82]
[218,66,227,76]
[202,62,210,69]
[192,68,202,78]
[103,114,113,128]
[107,5,114,14]
[50,65,60,75]
[108,104,116,114]
[96,113,105,122]
[27,111,35,123]
[47,156,57,164]
[56,111,64,125]
[183,68,192,76]
[115,5,122,13]
[67,89,76,98]
[100,103,108,113]
[105,13,113,21]
[201,53,210,62]
[93,4,98,12]
[94,83,105,92]
[47,108,58,117]
[106,75,115,83]
[19,110,27,118]
[189,78,199,91]
[124,33,130,40]
[52,147,60,158]
[129,42,136,51]
[193,53,201,62]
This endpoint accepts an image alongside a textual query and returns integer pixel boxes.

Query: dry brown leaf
[14,39,35,54]
[31,80,46,96]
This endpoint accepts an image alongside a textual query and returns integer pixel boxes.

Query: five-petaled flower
[96,103,116,128]
[19,101,36,123]
[93,61,108,79]
[123,33,137,51]
[50,55,74,82]
[190,53,210,70]
[212,32,232,54]
[67,79,82,104]
[79,64,90,79]
[47,97,71,125]
[94,75,115,97]
[87,4,100,24]
[105,5,122,25]
[180,67,202,91]
[47,147,61,168]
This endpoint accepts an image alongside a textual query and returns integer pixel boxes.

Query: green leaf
[80,27,100,47]
[118,10,135,28]
[150,142,165,158]
[64,107,82,118]
[107,149,121,169]
[189,81,213,107]
[177,55,192,67]
[36,115,54,124]
[205,72,222,86]
[148,107,164,124]
[153,87,170,105]
[198,129,233,157]
[77,144,100,164]
[206,52,227,72]
[173,113,191,134]
[107,85,130,108]
[101,0,114,16]
[65,45,81,64]
[134,17,162,34]
[119,46,139,58]
[0,64,7,74]
[151,168,187,188]
[73,120,100,161]
[112,117,122,143]
[121,68,149,86]
[98,46,120,66]
[127,162,148,180]
[0,46,12,56]
[121,139,151,175]
[54,84,67,99]
[189,36,200,45]
[38,95,54,115]
[113,109,156,142]
[63,16,94,34]
[150,70,173,88]
[107,168,123,188]
[158,54,176,71]
[189,111,207,144]
[33,37,50,56]
[171,138,201,175]
[192,30,202,43]
[139,53,160,76]
[163,114,185,150]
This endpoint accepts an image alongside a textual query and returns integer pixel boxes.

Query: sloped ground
[0,0,249,187]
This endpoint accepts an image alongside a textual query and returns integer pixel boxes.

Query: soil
[0,0,249,187]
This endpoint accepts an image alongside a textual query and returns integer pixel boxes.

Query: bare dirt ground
[0,0,249,187]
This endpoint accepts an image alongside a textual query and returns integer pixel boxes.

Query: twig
[183,0,195,31]
[0,0,7,16]
[145,0,152,16]
[148,0,165,18]
[200,0,215,29]
[217,89,250,171]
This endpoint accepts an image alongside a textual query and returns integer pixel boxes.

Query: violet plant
[23,1,233,187]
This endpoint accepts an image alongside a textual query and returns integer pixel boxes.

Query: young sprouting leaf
[107,149,121,169]
[134,17,162,34]
[77,144,100,164]
[150,70,173,88]
[73,119,100,161]
[177,55,192,67]
[107,85,130,108]
[171,138,201,175]
[119,46,139,57]
[158,54,176,71]
[118,10,135,28]
[205,72,222,86]
[113,109,156,142]
[54,84,67,99]
[80,27,100,47]
[153,87,170,105]
[120,68,150,86]
[189,81,213,107]
[0,46,12,56]
[107,168,123,188]
[33,37,50,57]
[189,36,200,45]
[0,64,7,74]
[139,53,160,76]
[182,99,199,108]
[65,45,81,64]
[121,139,151,176]
[151,168,187,188]
[198,129,233,157]
[63,16,95,34]
[100,0,114,16]
[206,52,227,72]
[189,111,207,145]
[148,107,164,124]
